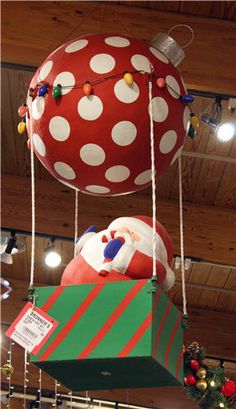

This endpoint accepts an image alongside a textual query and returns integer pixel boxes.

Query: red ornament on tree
[190,359,200,371]
[221,380,236,397]
[186,374,197,385]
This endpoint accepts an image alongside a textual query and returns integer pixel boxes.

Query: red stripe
[164,314,182,368]
[176,347,184,380]
[153,300,172,358]
[38,284,104,361]
[41,286,65,312]
[117,312,152,357]
[78,280,146,359]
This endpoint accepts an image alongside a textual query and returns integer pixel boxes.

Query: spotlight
[44,238,61,268]
[216,122,235,143]
[201,96,222,129]
[0,232,25,264]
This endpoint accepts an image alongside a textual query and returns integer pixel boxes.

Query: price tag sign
[6,302,58,355]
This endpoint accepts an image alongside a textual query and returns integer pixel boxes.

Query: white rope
[148,80,157,279]
[29,109,36,288]
[23,350,29,409]
[6,341,14,409]
[74,190,79,258]
[38,369,42,409]
[178,156,187,316]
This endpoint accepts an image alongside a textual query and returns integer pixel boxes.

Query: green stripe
[35,286,57,308]
[155,304,178,368]
[89,284,151,358]
[49,281,136,361]
[31,284,95,361]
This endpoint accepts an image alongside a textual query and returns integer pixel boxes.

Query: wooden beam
[1,1,236,95]
[2,174,236,265]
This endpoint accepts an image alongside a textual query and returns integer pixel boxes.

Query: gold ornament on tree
[196,367,207,379]
[1,363,14,376]
[196,379,208,392]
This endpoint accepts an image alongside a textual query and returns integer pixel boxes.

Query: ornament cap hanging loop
[168,24,195,49]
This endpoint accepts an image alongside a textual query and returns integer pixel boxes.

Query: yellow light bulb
[18,121,26,135]
[124,72,133,86]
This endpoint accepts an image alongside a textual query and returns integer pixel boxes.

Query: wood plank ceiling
[1,2,236,409]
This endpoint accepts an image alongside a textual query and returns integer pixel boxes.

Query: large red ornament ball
[221,380,236,397]
[26,34,190,196]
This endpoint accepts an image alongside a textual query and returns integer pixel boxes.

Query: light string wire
[29,104,36,290]
[178,156,187,317]
[148,78,157,281]
[6,341,14,409]
[23,350,29,409]
[74,190,79,258]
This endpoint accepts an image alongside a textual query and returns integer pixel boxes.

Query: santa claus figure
[61,216,175,291]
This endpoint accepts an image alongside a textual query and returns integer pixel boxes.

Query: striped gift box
[31,279,183,390]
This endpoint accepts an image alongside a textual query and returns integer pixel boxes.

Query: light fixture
[44,238,61,268]
[0,232,25,264]
[201,96,236,143]
[0,277,12,300]
[216,122,235,143]
[201,96,222,129]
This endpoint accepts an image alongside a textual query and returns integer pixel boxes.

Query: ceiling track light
[201,96,236,143]
[0,231,25,264]
[44,237,62,268]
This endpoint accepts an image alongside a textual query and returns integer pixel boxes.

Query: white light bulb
[210,380,215,387]
[216,122,235,142]
[219,403,224,408]
[45,249,61,268]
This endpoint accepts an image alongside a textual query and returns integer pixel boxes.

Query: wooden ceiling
[1,2,236,409]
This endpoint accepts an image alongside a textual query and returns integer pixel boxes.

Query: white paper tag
[6,302,58,354]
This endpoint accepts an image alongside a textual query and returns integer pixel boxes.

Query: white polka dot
[131,54,152,73]
[105,166,130,182]
[105,36,130,47]
[53,72,75,95]
[78,96,103,121]
[32,97,45,120]
[149,97,169,123]
[54,162,76,180]
[86,185,110,194]
[171,146,183,165]
[134,170,152,185]
[33,134,46,157]
[65,39,88,53]
[159,130,177,154]
[90,54,115,74]
[149,47,169,64]
[80,144,105,166]
[166,75,180,99]
[111,121,137,146]
[38,60,53,81]
[114,79,139,104]
[49,116,70,141]
[183,106,191,132]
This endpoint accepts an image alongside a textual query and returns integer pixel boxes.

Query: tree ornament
[1,363,14,376]
[18,104,28,117]
[187,341,200,358]
[156,77,165,88]
[83,81,92,96]
[186,374,197,385]
[196,379,207,392]
[123,72,133,86]
[196,367,207,379]
[38,84,49,97]
[52,84,62,99]
[18,121,26,134]
[190,359,200,371]
[221,380,236,397]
